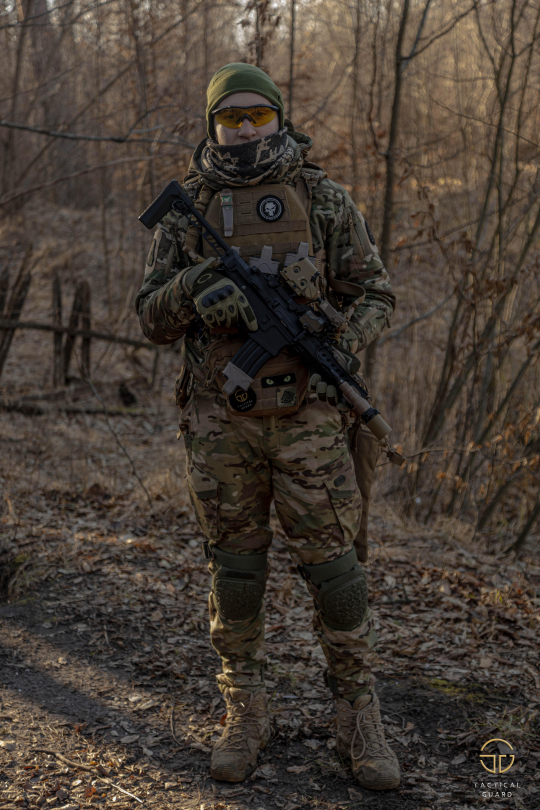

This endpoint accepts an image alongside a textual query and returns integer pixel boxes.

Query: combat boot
[335,690,400,790]
[210,687,271,782]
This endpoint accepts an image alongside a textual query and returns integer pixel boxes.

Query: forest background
[0,0,539,558]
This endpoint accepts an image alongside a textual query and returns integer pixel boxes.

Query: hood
[183,119,316,191]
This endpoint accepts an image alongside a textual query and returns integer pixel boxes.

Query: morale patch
[229,387,257,412]
[257,195,284,223]
[364,219,377,245]
[277,386,297,407]
[262,373,297,388]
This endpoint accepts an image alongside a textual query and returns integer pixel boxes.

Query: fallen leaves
[1,404,539,810]
[257,764,276,778]
[220,787,244,797]
[120,734,139,744]
[348,787,363,801]
[286,764,311,774]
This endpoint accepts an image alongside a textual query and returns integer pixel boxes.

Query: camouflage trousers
[179,385,378,700]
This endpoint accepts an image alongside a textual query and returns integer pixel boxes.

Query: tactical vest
[201,180,322,269]
[185,174,331,419]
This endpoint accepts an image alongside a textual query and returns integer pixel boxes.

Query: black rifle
[139,180,405,466]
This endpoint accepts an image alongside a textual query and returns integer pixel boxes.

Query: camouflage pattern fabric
[200,127,297,186]
[135,122,391,702]
[135,121,395,371]
[179,385,378,698]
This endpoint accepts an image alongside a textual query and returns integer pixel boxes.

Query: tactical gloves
[183,258,258,331]
[309,344,361,410]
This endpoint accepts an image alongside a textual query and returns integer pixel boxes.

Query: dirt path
[1,401,539,810]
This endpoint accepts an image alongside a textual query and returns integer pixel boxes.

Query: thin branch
[0,0,76,30]
[378,292,453,345]
[503,496,540,556]
[33,749,142,803]
[432,99,540,151]
[10,0,204,190]
[402,0,434,69]
[405,3,476,61]
[86,378,152,507]
[0,155,161,206]
[0,317,156,351]
[0,119,195,148]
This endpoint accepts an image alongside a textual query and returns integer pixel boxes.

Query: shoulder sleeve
[310,179,395,351]
[135,208,196,345]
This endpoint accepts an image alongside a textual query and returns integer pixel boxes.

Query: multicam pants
[179,385,378,699]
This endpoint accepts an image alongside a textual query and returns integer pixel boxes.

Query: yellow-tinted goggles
[211,105,279,129]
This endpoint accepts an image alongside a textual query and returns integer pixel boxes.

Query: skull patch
[257,195,284,222]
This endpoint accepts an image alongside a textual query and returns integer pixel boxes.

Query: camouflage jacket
[135,124,395,385]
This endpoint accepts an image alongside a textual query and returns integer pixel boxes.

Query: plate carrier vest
[182,172,339,419]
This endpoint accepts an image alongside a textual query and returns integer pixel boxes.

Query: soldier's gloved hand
[183,258,258,331]
[309,374,352,411]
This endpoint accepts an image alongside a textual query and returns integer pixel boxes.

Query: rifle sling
[328,277,366,301]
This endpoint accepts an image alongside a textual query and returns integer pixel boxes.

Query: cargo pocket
[325,456,363,547]
[187,463,220,542]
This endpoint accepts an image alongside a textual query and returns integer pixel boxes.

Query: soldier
[136,62,400,791]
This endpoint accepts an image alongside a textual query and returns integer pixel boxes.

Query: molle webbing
[201,182,313,268]
[231,241,303,258]
[295,170,321,219]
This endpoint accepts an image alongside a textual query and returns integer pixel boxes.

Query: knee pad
[211,546,267,622]
[300,548,367,631]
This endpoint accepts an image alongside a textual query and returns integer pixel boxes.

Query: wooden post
[52,274,63,387]
[0,262,32,379]
[63,280,92,382]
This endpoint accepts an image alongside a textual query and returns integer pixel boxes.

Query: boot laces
[221,692,261,751]
[348,702,393,764]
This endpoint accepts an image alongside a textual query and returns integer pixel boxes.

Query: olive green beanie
[206,62,285,139]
